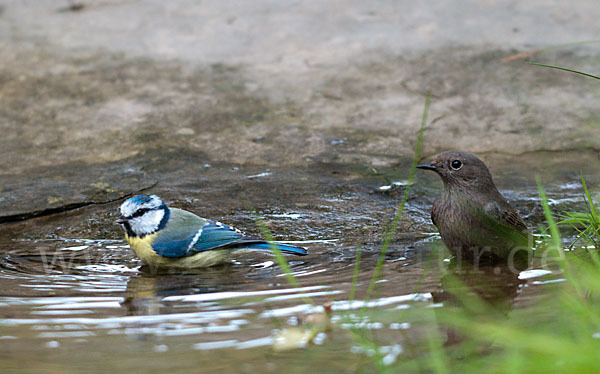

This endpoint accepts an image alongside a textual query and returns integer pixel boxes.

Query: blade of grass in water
[536,177,584,298]
[426,325,450,374]
[364,94,431,301]
[253,213,315,306]
[528,62,600,80]
[536,177,562,251]
[579,173,600,266]
[580,172,600,231]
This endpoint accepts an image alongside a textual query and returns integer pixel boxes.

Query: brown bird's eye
[450,160,462,170]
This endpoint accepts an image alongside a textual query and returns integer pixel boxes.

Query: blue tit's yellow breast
[126,233,159,265]
[125,233,229,269]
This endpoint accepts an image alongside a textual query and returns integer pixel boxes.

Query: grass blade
[253,213,315,306]
[364,94,431,301]
[528,62,600,80]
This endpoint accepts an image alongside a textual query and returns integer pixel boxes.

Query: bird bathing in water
[417,151,531,271]
[116,194,307,269]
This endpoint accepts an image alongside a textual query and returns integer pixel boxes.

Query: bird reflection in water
[432,260,526,347]
[121,264,237,316]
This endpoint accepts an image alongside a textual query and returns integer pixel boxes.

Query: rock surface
[1,0,599,220]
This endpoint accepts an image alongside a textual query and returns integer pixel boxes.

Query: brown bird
[417,151,531,270]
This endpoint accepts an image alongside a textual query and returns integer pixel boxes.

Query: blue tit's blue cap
[128,194,154,204]
[120,194,165,218]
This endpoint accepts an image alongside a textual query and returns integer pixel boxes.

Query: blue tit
[116,194,308,269]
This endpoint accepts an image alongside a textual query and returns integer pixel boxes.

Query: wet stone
[0,157,157,223]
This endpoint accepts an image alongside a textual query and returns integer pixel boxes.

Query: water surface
[0,167,583,372]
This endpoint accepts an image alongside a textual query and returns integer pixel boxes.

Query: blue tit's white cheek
[120,201,137,218]
[129,210,165,236]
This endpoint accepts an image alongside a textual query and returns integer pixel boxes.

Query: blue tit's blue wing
[186,219,247,253]
[151,208,308,258]
[151,208,248,258]
[187,224,308,256]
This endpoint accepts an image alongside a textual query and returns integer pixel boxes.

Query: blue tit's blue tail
[246,242,308,256]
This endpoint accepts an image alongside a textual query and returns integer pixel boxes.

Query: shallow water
[0,165,586,372]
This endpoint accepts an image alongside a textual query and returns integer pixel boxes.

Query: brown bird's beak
[416,163,437,171]
[115,216,127,225]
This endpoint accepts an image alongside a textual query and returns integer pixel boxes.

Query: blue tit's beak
[115,216,127,225]
[416,163,437,171]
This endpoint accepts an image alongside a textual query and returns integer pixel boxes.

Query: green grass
[528,62,600,80]
[558,173,600,250]
[253,213,301,289]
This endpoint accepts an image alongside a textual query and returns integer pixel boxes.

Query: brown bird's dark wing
[501,207,527,233]
[484,201,527,233]
[483,200,530,268]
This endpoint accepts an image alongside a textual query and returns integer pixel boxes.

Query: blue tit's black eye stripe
[130,208,150,219]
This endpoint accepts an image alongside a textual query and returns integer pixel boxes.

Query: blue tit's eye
[450,160,463,170]
[130,208,150,219]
